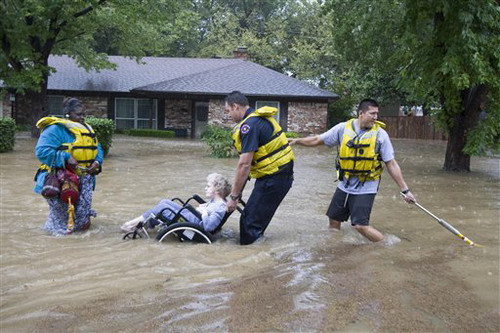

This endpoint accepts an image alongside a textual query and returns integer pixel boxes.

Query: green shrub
[0,117,16,152]
[201,125,238,158]
[124,129,176,138]
[15,123,31,132]
[285,131,299,138]
[86,117,115,157]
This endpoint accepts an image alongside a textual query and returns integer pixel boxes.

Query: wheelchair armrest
[156,207,178,223]
[177,204,202,220]
[191,194,206,204]
[171,197,185,205]
[183,194,206,206]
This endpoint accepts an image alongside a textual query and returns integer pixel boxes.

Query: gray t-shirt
[199,199,227,232]
[319,120,395,194]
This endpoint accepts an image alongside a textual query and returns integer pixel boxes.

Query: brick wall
[208,99,232,127]
[164,99,192,135]
[287,102,328,135]
[1,95,13,118]
[208,99,328,135]
[78,96,108,118]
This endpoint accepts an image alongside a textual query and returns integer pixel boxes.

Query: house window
[48,96,65,116]
[255,101,280,122]
[115,98,157,129]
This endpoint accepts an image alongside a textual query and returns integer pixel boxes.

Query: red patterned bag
[41,170,61,199]
[58,169,80,204]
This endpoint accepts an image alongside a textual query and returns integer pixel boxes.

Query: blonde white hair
[206,173,232,198]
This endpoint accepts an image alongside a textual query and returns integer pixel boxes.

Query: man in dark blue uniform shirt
[225,91,294,245]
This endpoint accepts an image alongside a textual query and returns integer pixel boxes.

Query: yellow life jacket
[36,117,99,169]
[232,106,294,179]
[337,119,386,182]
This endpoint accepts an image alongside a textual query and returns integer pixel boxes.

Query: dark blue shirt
[239,108,293,176]
[239,108,274,153]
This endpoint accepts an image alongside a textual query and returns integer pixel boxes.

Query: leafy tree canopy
[400,0,500,157]
[0,0,182,93]
[321,0,499,168]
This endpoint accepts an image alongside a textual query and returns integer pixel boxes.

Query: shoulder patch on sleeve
[240,123,251,135]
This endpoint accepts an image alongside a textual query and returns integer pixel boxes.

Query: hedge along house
[3,51,337,138]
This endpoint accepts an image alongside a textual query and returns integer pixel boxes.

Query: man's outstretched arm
[288,136,324,147]
[385,159,416,203]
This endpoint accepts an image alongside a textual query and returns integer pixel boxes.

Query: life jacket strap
[254,142,290,164]
[347,143,370,149]
[264,130,283,145]
[339,156,376,161]
[71,146,98,150]
[340,169,371,174]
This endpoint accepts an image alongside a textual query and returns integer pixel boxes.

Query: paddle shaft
[401,193,477,246]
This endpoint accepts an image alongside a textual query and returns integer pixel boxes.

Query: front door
[194,101,209,138]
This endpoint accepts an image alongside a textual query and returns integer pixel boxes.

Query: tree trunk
[443,113,471,171]
[17,83,49,138]
[443,85,488,171]
[14,49,50,138]
[23,87,49,138]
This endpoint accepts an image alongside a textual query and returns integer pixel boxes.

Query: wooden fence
[378,116,447,140]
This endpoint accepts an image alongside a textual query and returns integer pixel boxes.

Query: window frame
[47,95,65,116]
[115,97,158,130]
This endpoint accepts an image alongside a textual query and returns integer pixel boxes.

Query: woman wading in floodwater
[34,97,104,235]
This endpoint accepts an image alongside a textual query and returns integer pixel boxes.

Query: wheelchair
[122,194,243,244]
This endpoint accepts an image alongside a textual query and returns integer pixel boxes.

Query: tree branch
[56,31,87,44]
[1,33,24,71]
[24,15,43,53]
[59,0,107,28]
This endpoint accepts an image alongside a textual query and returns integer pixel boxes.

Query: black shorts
[326,188,376,226]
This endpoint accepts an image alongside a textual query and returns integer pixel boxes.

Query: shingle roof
[48,55,337,100]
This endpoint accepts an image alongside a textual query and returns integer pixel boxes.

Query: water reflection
[1,135,498,332]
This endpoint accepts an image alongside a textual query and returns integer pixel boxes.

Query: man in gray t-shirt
[290,99,415,242]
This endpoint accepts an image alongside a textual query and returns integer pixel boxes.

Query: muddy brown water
[1,134,499,332]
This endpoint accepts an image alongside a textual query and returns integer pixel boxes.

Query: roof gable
[47,55,337,99]
[48,55,241,92]
[134,61,336,98]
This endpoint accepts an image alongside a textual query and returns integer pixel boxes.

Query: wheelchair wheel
[156,222,213,244]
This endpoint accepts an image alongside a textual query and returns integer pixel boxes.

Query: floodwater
[1,134,499,332]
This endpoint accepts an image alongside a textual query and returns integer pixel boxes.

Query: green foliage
[193,0,320,72]
[400,0,500,131]
[0,0,182,94]
[0,118,16,152]
[124,129,176,138]
[0,0,182,136]
[15,123,31,132]
[328,99,355,127]
[464,110,500,156]
[285,131,299,139]
[292,1,409,106]
[398,0,500,167]
[320,0,500,169]
[85,117,115,157]
[201,125,238,158]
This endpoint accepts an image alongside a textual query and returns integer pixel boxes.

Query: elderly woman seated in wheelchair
[121,173,236,244]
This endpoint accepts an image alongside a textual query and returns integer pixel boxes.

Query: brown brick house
[2,54,337,138]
